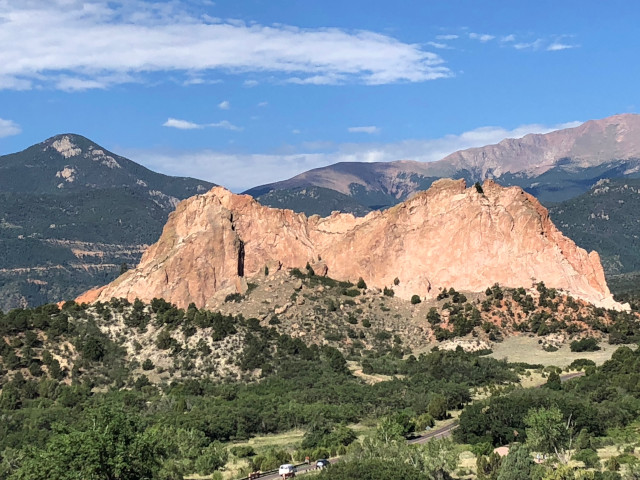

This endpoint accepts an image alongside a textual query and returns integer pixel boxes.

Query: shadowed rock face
[77,179,621,310]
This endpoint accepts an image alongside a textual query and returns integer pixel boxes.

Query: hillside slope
[0,134,214,310]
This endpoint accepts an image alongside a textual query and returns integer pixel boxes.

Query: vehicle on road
[278,464,296,478]
[316,459,330,470]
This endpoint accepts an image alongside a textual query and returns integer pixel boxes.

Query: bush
[230,445,255,458]
[142,359,154,371]
[224,293,244,303]
[568,358,596,370]
[410,295,421,305]
[573,448,600,468]
[357,278,367,289]
[570,337,601,352]
[383,287,394,297]
[343,288,361,297]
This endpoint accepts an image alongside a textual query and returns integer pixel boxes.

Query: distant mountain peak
[247,113,640,211]
[45,134,83,158]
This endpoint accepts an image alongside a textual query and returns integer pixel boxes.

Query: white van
[278,464,296,478]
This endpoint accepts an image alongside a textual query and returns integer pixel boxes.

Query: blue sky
[0,0,638,191]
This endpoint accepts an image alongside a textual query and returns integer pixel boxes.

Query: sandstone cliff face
[78,180,620,310]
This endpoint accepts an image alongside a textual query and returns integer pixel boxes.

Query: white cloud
[244,80,259,87]
[163,118,242,131]
[257,101,268,107]
[436,34,458,40]
[547,43,576,51]
[348,126,380,134]
[427,41,451,49]
[218,100,230,110]
[163,118,203,130]
[0,1,452,90]
[292,129,301,134]
[501,34,516,42]
[469,33,495,42]
[0,118,21,138]
[133,120,582,191]
[210,120,242,131]
[514,39,544,50]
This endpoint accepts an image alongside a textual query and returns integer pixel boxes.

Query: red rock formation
[78,180,621,310]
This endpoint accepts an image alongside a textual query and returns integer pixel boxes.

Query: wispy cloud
[547,43,577,51]
[134,120,582,191]
[427,41,452,50]
[163,118,242,131]
[0,118,21,138]
[218,100,230,110]
[348,126,380,134]
[436,34,458,40]
[0,1,452,90]
[469,33,495,42]
[514,39,544,50]
[501,34,516,42]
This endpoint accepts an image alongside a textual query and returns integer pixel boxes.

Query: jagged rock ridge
[78,179,621,310]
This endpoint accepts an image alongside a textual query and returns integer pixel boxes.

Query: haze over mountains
[248,113,640,210]
[0,134,214,311]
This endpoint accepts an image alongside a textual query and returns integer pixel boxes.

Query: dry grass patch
[489,335,631,367]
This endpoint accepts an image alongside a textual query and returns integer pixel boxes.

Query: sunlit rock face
[78,180,620,310]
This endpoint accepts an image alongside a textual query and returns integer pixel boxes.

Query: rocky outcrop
[78,180,622,310]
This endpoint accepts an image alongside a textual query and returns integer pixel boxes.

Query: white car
[278,464,296,478]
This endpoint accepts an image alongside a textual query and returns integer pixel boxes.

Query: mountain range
[0,134,214,311]
[248,113,640,210]
[3,114,640,309]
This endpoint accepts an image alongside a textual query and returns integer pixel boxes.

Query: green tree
[195,442,228,475]
[13,407,161,480]
[496,445,537,480]
[545,371,562,390]
[428,394,448,420]
[318,458,426,480]
[525,406,572,464]
[477,451,502,480]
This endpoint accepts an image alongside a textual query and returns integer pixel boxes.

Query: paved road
[407,422,459,445]
[243,370,586,479]
[559,371,585,382]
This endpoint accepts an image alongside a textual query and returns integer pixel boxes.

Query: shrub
[230,445,255,458]
[357,277,367,289]
[573,448,600,469]
[410,295,422,305]
[342,288,361,297]
[570,337,601,352]
[224,293,244,303]
[568,358,596,370]
[142,359,154,371]
[383,287,395,297]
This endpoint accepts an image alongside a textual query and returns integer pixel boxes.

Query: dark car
[316,459,330,470]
